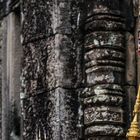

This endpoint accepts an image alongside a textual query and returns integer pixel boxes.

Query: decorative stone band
[84,106,124,125]
[85,19,126,33]
[86,0,124,17]
[81,84,124,98]
[81,85,124,107]
[85,125,124,137]
[83,95,123,106]
[84,32,125,51]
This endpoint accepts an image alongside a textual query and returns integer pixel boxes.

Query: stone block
[21,38,49,97]
[46,34,82,90]
[22,0,84,43]
[21,34,83,95]
[21,88,78,140]
[21,91,48,139]
[22,0,53,43]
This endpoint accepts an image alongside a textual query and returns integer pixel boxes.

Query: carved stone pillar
[21,0,84,139]
[81,0,127,139]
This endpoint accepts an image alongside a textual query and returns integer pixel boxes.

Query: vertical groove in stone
[0,21,2,140]
[134,1,140,88]
[82,0,127,139]
[2,12,22,140]
[125,32,137,129]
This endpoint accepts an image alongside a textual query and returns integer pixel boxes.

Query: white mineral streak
[77,13,80,27]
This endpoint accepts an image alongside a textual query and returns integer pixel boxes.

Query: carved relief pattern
[21,0,84,139]
[0,0,136,140]
[82,0,126,139]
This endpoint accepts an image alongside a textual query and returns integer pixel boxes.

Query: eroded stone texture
[22,0,53,43]
[21,38,48,99]
[21,88,79,140]
[46,88,78,140]
[125,31,136,130]
[133,0,139,17]
[46,34,82,90]
[82,0,127,139]
[86,136,126,140]
[21,0,85,139]
[125,32,136,85]
[21,90,48,139]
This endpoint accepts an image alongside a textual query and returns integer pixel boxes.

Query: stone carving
[0,0,137,140]
[82,0,127,139]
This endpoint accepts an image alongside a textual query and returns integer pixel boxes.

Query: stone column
[21,0,84,139]
[81,0,127,139]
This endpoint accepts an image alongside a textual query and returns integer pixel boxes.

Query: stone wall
[0,0,139,140]
[21,0,85,139]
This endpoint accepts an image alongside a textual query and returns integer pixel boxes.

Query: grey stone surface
[21,88,78,140]
[0,0,137,140]
[46,34,81,89]
[125,32,136,86]
[22,0,53,43]
[82,0,127,139]
[21,0,85,139]
[2,12,21,140]
[21,38,48,98]
[125,86,136,128]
